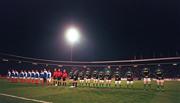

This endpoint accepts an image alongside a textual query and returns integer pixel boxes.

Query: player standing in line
[27,70,31,83]
[35,70,40,85]
[73,70,79,87]
[114,68,121,87]
[39,70,44,85]
[155,68,164,91]
[19,70,24,83]
[126,71,133,88]
[92,69,98,87]
[69,70,74,86]
[57,68,62,86]
[7,70,11,81]
[105,66,112,87]
[15,70,19,83]
[53,68,57,86]
[47,69,52,85]
[78,70,85,86]
[85,68,91,87]
[43,69,48,85]
[31,70,35,84]
[11,70,15,82]
[98,70,105,87]
[23,70,27,83]
[62,69,68,86]
[142,68,151,90]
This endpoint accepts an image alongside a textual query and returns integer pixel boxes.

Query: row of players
[7,67,164,90]
[67,67,164,90]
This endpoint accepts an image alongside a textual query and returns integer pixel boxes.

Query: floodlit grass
[0,79,179,103]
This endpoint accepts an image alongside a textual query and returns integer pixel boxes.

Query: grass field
[0,79,179,103]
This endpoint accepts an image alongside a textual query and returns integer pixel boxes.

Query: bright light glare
[65,27,80,44]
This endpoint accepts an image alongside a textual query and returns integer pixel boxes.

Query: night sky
[0,0,180,61]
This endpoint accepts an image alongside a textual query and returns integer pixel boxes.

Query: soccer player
[78,70,85,86]
[92,70,98,87]
[98,71,105,87]
[69,70,74,86]
[43,69,48,84]
[57,68,62,86]
[114,68,121,87]
[27,70,31,83]
[105,66,112,87]
[85,68,91,87]
[142,68,151,90]
[40,70,44,85]
[7,70,11,81]
[15,70,19,82]
[19,70,24,83]
[155,68,164,91]
[11,70,15,82]
[53,68,58,86]
[35,70,40,84]
[31,70,35,83]
[47,69,52,85]
[24,70,27,79]
[126,71,133,88]
[62,69,68,86]
[73,70,78,87]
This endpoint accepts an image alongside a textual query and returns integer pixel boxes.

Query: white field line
[0,93,52,103]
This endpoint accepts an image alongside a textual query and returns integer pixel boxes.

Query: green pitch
[0,79,179,103]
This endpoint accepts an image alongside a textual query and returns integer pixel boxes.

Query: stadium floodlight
[65,27,80,61]
[65,27,80,45]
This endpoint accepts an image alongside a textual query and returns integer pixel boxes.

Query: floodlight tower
[65,27,80,61]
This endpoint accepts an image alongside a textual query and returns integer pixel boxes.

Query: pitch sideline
[0,93,52,103]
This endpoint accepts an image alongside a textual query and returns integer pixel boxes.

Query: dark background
[0,0,180,61]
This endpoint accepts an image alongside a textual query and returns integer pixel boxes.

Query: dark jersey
[92,70,98,79]
[114,71,121,81]
[156,69,164,80]
[143,69,150,78]
[126,72,133,81]
[69,71,74,79]
[105,70,112,80]
[73,71,78,81]
[78,71,84,80]
[20,72,24,77]
[85,70,91,79]
[98,71,104,80]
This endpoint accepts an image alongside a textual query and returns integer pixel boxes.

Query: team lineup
[7,66,165,91]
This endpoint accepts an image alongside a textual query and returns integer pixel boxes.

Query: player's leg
[109,80,111,87]
[119,80,122,87]
[63,78,66,86]
[82,79,85,86]
[88,79,91,87]
[127,81,129,88]
[130,81,134,88]
[147,78,151,89]
[115,81,117,87]
[156,79,160,90]
[144,78,147,90]
[74,78,78,87]
[160,79,164,91]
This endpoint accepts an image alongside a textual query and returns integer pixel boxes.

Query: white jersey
[15,71,19,77]
[31,72,35,78]
[35,72,40,78]
[24,72,27,77]
[48,72,52,78]
[12,71,15,77]
[27,72,31,78]
[8,71,11,77]
[44,70,48,78]
[20,72,24,77]
[40,72,44,78]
